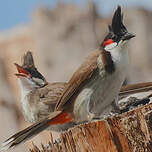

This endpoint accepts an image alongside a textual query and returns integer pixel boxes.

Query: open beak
[122,33,136,41]
[14,63,31,78]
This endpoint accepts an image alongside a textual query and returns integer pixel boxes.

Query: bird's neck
[110,46,129,77]
[105,42,128,64]
[18,79,36,99]
[99,45,129,75]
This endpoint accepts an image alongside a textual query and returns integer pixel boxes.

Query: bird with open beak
[0,6,135,151]
[14,51,75,131]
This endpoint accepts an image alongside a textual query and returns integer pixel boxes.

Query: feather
[112,6,127,35]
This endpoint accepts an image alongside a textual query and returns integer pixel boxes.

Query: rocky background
[0,2,152,152]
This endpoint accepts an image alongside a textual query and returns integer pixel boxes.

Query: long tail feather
[0,111,68,151]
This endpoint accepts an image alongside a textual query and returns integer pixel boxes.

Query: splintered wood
[30,103,152,152]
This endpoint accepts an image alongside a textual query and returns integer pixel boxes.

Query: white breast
[18,79,37,122]
[73,48,128,122]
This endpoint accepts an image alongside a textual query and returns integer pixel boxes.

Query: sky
[0,0,152,31]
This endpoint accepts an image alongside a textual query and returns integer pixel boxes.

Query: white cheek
[33,77,45,86]
[104,42,117,51]
[120,40,128,46]
[18,77,37,92]
[18,79,31,97]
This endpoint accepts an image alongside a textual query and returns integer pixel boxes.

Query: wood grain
[30,101,152,152]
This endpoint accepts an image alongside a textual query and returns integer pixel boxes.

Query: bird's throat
[18,79,34,99]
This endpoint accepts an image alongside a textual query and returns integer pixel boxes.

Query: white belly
[21,96,37,123]
[73,50,128,122]
[89,69,124,114]
[73,69,125,122]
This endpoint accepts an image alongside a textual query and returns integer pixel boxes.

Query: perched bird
[0,6,135,151]
[14,51,75,131]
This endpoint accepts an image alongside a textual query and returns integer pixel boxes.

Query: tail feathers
[0,119,49,151]
[0,111,66,151]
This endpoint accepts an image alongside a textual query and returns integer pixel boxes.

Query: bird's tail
[0,111,72,151]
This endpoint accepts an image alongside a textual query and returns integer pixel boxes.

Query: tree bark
[30,100,152,152]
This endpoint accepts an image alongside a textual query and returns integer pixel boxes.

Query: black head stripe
[101,51,115,74]
[104,57,115,74]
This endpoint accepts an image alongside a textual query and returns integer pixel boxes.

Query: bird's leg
[111,96,121,114]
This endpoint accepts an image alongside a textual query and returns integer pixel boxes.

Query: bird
[14,51,75,131]
[0,6,135,151]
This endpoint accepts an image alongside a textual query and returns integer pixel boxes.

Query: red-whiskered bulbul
[14,51,76,131]
[0,6,135,151]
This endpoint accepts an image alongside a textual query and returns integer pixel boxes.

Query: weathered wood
[29,100,152,152]
[29,84,152,152]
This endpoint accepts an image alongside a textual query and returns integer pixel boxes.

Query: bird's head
[101,6,135,51]
[15,51,47,92]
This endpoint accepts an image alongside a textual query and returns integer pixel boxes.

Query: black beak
[122,33,136,41]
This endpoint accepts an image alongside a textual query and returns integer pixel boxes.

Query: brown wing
[28,82,67,107]
[55,50,101,111]
[38,82,67,105]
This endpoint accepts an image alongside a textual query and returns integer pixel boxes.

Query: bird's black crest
[111,6,127,35]
[100,6,128,49]
[25,67,46,81]
[22,51,35,68]
[22,51,46,81]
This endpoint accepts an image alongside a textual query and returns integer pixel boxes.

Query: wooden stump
[30,102,152,152]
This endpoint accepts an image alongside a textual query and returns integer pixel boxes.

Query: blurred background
[0,0,152,151]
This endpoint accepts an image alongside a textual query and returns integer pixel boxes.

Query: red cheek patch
[103,39,114,46]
